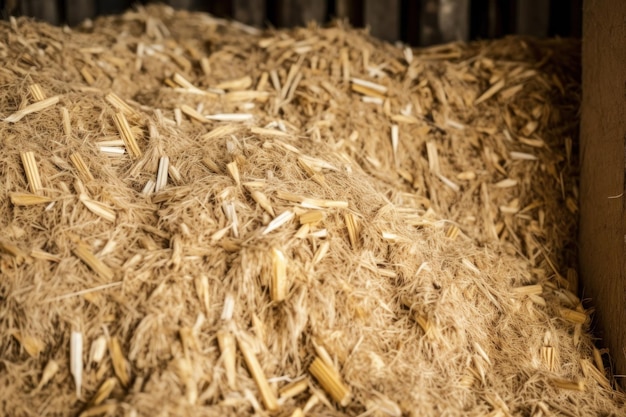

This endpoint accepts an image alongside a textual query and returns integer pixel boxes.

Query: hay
[0,4,623,416]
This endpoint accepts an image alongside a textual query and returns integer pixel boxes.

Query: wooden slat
[168,0,194,10]
[469,0,491,39]
[205,0,234,18]
[549,0,582,37]
[419,0,442,45]
[334,0,364,26]
[580,0,626,387]
[94,0,133,16]
[364,0,399,42]
[273,0,327,27]
[19,0,60,24]
[516,0,549,37]
[439,0,469,42]
[64,0,95,26]
[233,0,266,27]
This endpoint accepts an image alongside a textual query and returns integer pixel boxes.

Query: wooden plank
[168,0,194,10]
[2,0,18,17]
[364,0,399,42]
[64,0,96,26]
[549,0,582,37]
[94,0,133,16]
[439,0,469,42]
[469,0,491,39]
[400,0,420,45]
[516,0,549,37]
[580,0,626,387]
[334,0,363,27]
[274,0,327,27]
[19,0,60,24]
[233,0,266,27]
[419,0,442,46]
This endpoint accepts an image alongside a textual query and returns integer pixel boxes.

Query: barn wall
[3,0,582,46]
[580,0,626,383]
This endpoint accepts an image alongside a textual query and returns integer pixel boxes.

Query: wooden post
[273,0,327,27]
[233,0,266,27]
[64,0,95,26]
[19,0,60,24]
[580,0,626,386]
[516,0,549,37]
[439,0,469,43]
[364,0,399,42]
[334,0,363,27]
[168,0,194,10]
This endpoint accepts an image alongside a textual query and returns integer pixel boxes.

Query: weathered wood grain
[233,0,266,27]
[364,0,399,42]
[580,0,626,386]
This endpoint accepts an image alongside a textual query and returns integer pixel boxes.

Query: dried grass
[0,5,623,417]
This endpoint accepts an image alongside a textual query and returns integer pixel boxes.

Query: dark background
[1,0,581,46]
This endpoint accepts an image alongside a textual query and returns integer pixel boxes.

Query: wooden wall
[580,0,626,385]
[2,0,582,45]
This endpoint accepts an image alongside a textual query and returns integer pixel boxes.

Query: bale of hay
[0,5,623,416]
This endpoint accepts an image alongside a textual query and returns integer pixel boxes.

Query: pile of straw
[0,5,623,416]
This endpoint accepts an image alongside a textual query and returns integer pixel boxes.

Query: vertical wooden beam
[438,0,469,42]
[516,0,549,37]
[335,0,363,27]
[549,0,582,37]
[400,0,420,45]
[20,0,60,24]
[494,0,516,36]
[419,0,441,45]
[580,0,626,387]
[233,0,266,27]
[65,0,96,26]
[168,0,194,10]
[95,0,133,16]
[274,0,327,27]
[469,0,490,40]
[364,0,399,42]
